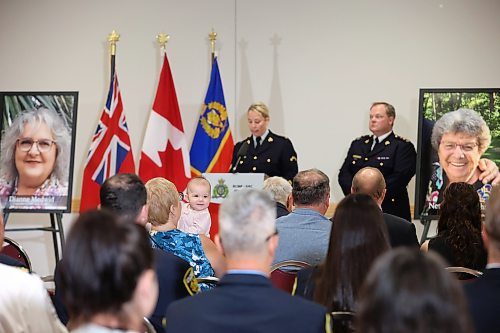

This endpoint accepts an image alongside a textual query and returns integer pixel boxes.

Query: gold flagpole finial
[156,33,170,51]
[108,30,120,56]
[209,29,217,55]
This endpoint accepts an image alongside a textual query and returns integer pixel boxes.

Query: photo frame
[0,91,78,213]
[414,88,499,219]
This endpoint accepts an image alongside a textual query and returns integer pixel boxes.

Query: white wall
[1,0,500,276]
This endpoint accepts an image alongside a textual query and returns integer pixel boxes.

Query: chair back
[2,237,32,272]
[445,266,482,281]
[196,276,220,290]
[331,311,356,333]
[143,317,157,333]
[270,260,310,293]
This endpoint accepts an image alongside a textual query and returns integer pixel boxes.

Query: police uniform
[338,132,416,221]
[231,130,298,182]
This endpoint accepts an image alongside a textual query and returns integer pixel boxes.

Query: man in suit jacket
[351,167,419,248]
[54,174,196,333]
[339,102,416,221]
[464,186,500,333]
[166,189,331,333]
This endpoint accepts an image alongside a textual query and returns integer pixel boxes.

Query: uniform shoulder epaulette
[355,134,372,141]
[394,134,410,142]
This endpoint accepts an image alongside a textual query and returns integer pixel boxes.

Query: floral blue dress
[149,229,215,290]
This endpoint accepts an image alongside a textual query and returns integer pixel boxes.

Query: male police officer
[339,102,416,221]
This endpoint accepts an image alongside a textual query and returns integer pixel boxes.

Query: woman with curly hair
[421,182,486,271]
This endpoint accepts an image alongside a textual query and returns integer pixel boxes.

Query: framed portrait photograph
[414,88,500,219]
[0,92,78,213]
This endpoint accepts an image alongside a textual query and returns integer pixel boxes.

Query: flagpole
[209,29,217,65]
[108,30,120,81]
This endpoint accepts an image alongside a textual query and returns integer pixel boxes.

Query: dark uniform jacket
[465,268,500,333]
[53,248,195,333]
[231,131,298,182]
[166,273,330,333]
[338,132,416,221]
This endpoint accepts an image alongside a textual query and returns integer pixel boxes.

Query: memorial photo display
[414,88,500,219]
[0,92,78,212]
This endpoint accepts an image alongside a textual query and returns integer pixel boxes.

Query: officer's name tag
[352,155,362,159]
[377,156,390,160]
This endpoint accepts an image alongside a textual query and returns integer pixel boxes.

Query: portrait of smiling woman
[0,108,71,209]
[425,108,492,213]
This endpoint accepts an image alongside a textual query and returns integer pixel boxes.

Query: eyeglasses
[440,141,478,153]
[178,192,184,201]
[265,229,279,242]
[16,138,56,153]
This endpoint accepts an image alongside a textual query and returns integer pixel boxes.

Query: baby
[177,177,212,237]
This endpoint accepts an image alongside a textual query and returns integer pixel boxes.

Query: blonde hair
[145,177,178,227]
[248,102,270,119]
[187,177,211,194]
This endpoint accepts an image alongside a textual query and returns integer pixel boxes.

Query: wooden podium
[202,173,265,204]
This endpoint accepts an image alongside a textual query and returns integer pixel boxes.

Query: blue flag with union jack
[190,57,233,175]
[80,72,135,212]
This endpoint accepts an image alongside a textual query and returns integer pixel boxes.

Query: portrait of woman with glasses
[424,108,493,215]
[0,108,71,209]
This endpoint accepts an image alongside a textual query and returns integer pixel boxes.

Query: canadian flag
[139,52,190,191]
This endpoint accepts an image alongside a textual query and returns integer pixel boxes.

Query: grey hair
[219,189,276,256]
[262,176,292,205]
[431,108,491,154]
[0,108,71,182]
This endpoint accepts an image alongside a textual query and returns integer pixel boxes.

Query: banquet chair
[143,317,157,333]
[2,236,32,272]
[196,276,220,290]
[445,266,483,281]
[270,260,310,293]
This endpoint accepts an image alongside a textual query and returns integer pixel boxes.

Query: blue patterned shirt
[150,229,215,290]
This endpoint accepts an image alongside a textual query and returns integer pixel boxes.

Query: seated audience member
[351,167,419,247]
[0,208,66,333]
[273,169,331,265]
[295,194,389,318]
[54,173,195,333]
[60,210,158,332]
[177,177,212,237]
[166,189,330,333]
[145,177,225,290]
[421,182,486,272]
[357,248,473,333]
[465,186,500,332]
[262,176,293,218]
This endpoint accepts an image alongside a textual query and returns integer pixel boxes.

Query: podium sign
[202,173,265,204]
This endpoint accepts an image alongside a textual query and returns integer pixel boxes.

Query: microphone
[231,141,249,173]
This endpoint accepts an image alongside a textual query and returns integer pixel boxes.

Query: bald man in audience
[465,186,500,333]
[54,173,196,333]
[166,189,331,333]
[273,169,331,265]
[262,176,293,218]
[351,167,419,248]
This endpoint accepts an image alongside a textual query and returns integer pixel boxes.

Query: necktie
[256,136,261,147]
[371,137,380,151]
